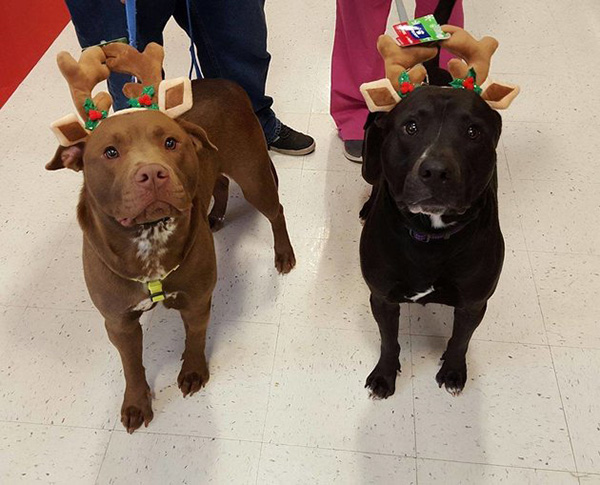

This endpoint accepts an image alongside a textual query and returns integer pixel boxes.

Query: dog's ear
[362,113,386,184]
[177,119,218,152]
[481,80,520,110]
[46,143,85,172]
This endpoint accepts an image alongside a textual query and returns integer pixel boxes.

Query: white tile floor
[1,0,599,483]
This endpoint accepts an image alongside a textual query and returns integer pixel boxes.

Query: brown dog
[46,77,296,433]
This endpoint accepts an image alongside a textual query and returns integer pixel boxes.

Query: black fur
[360,86,504,398]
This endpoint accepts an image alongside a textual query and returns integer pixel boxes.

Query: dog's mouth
[117,201,188,227]
[406,198,468,216]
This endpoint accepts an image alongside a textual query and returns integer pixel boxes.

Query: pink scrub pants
[330,0,464,141]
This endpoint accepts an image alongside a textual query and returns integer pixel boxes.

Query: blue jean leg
[64,0,132,110]
[176,0,281,142]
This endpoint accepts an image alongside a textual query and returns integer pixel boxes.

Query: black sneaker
[269,124,316,156]
[343,140,363,163]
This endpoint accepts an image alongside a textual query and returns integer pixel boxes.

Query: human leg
[330,0,392,143]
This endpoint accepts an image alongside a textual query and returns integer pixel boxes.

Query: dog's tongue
[118,217,135,227]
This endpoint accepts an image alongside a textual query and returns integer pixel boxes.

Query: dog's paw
[435,361,467,397]
[365,362,401,399]
[121,388,153,434]
[275,249,296,274]
[177,366,210,398]
[209,215,225,232]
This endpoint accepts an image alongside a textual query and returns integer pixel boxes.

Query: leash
[185,0,203,79]
[124,0,139,86]
[394,0,409,22]
[125,0,203,80]
[125,0,138,50]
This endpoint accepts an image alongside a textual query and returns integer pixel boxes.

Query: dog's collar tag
[132,264,180,303]
[147,280,166,303]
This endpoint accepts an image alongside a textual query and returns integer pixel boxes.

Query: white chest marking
[133,291,180,311]
[407,286,435,302]
[429,214,448,229]
[132,220,177,281]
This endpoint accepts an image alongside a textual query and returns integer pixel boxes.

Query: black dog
[360,86,504,398]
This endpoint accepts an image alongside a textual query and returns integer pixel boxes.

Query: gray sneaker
[343,140,363,163]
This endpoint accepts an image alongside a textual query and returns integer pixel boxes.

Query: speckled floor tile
[0,307,123,429]
[280,237,410,333]
[552,346,600,474]
[0,422,109,484]
[137,307,277,441]
[264,326,415,456]
[503,122,600,185]
[258,444,417,484]
[417,459,579,485]
[512,179,600,255]
[97,431,261,485]
[285,169,370,241]
[530,252,600,348]
[411,336,575,471]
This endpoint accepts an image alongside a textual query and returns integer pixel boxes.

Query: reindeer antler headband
[360,25,520,112]
[50,43,194,147]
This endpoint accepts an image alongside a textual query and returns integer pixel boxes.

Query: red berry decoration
[463,77,475,90]
[88,110,103,121]
[138,94,152,106]
[400,82,414,95]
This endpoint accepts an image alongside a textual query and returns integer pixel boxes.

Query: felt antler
[102,42,164,100]
[50,42,194,147]
[440,25,520,109]
[360,35,437,112]
[377,34,438,91]
[56,46,113,120]
[439,25,498,85]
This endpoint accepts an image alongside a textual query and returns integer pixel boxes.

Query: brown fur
[46,79,296,432]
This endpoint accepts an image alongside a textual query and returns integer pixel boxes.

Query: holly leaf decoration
[127,85,159,110]
[82,98,107,130]
[449,67,482,95]
[397,71,417,98]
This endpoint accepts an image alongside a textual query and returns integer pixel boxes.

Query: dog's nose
[134,164,170,188]
[418,159,453,184]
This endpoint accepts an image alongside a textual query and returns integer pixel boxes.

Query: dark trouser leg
[365,293,401,399]
[173,0,280,142]
[436,303,486,395]
[64,0,131,109]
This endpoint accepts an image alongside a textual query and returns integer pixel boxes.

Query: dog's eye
[104,146,119,159]
[165,137,177,150]
[467,126,480,139]
[404,121,418,136]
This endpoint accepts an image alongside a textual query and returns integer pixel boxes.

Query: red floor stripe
[0,0,70,108]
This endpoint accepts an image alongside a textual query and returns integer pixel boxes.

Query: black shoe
[269,124,316,156]
[343,140,363,163]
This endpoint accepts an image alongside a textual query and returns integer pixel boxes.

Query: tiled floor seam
[0,418,110,432]
[94,429,114,485]
[416,455,580,476]
[409,333,420,485]
[255,264,288,484]
[524,248,580,474]
[251,440,417,460]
